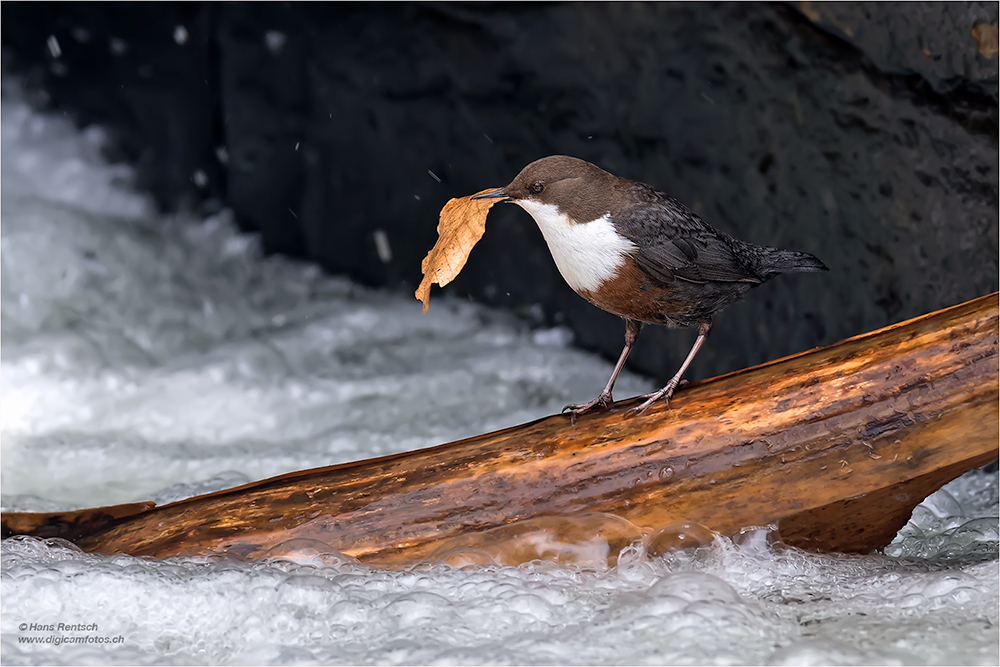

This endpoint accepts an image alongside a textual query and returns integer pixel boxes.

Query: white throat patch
[516,200,636,293]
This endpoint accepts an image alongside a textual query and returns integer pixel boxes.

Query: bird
[472,155,827,418]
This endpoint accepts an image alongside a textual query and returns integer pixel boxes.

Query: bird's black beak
[471,188,512,202]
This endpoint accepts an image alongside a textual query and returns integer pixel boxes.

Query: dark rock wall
[3,1,997,385]
[2,2,224,210]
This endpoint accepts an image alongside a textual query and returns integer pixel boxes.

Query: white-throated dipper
[472,155,827,418]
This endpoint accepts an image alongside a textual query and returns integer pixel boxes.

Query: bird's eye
[529,182,544,194]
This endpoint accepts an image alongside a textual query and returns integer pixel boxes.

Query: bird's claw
[623,381,681,419]
[562,393,614,423]
[624,398,664,418]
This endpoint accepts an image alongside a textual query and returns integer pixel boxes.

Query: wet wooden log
[3,293,997,564]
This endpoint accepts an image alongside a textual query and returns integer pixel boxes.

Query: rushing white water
[1,81,997,666]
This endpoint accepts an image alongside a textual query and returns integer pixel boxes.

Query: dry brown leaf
[415,188,501,313]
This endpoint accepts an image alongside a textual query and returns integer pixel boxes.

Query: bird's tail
[761,248,828,274]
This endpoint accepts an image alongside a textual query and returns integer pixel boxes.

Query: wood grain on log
[3,293,997,564]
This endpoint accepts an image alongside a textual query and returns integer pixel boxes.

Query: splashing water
[1,80,997,665]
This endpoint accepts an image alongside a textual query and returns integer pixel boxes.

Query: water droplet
[47,35,62,59]
[264,30,286,54]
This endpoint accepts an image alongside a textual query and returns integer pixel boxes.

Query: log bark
[3,293,997,564]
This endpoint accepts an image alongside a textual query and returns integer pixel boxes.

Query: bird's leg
[563,319,643,419]
[626,321,712,418]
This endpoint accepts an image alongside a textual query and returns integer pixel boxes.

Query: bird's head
[471,156,618,219]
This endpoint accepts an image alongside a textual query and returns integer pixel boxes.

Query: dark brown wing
[613,185,763,285]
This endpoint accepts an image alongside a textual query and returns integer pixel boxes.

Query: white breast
[516,200,636,293]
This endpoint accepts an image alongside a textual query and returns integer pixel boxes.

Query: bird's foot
[624,378,685,418]
[562,392,614,423]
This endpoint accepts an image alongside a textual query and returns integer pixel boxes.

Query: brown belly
[578,257,754,328]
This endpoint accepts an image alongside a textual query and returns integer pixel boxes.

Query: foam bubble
[646,520,717,556]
